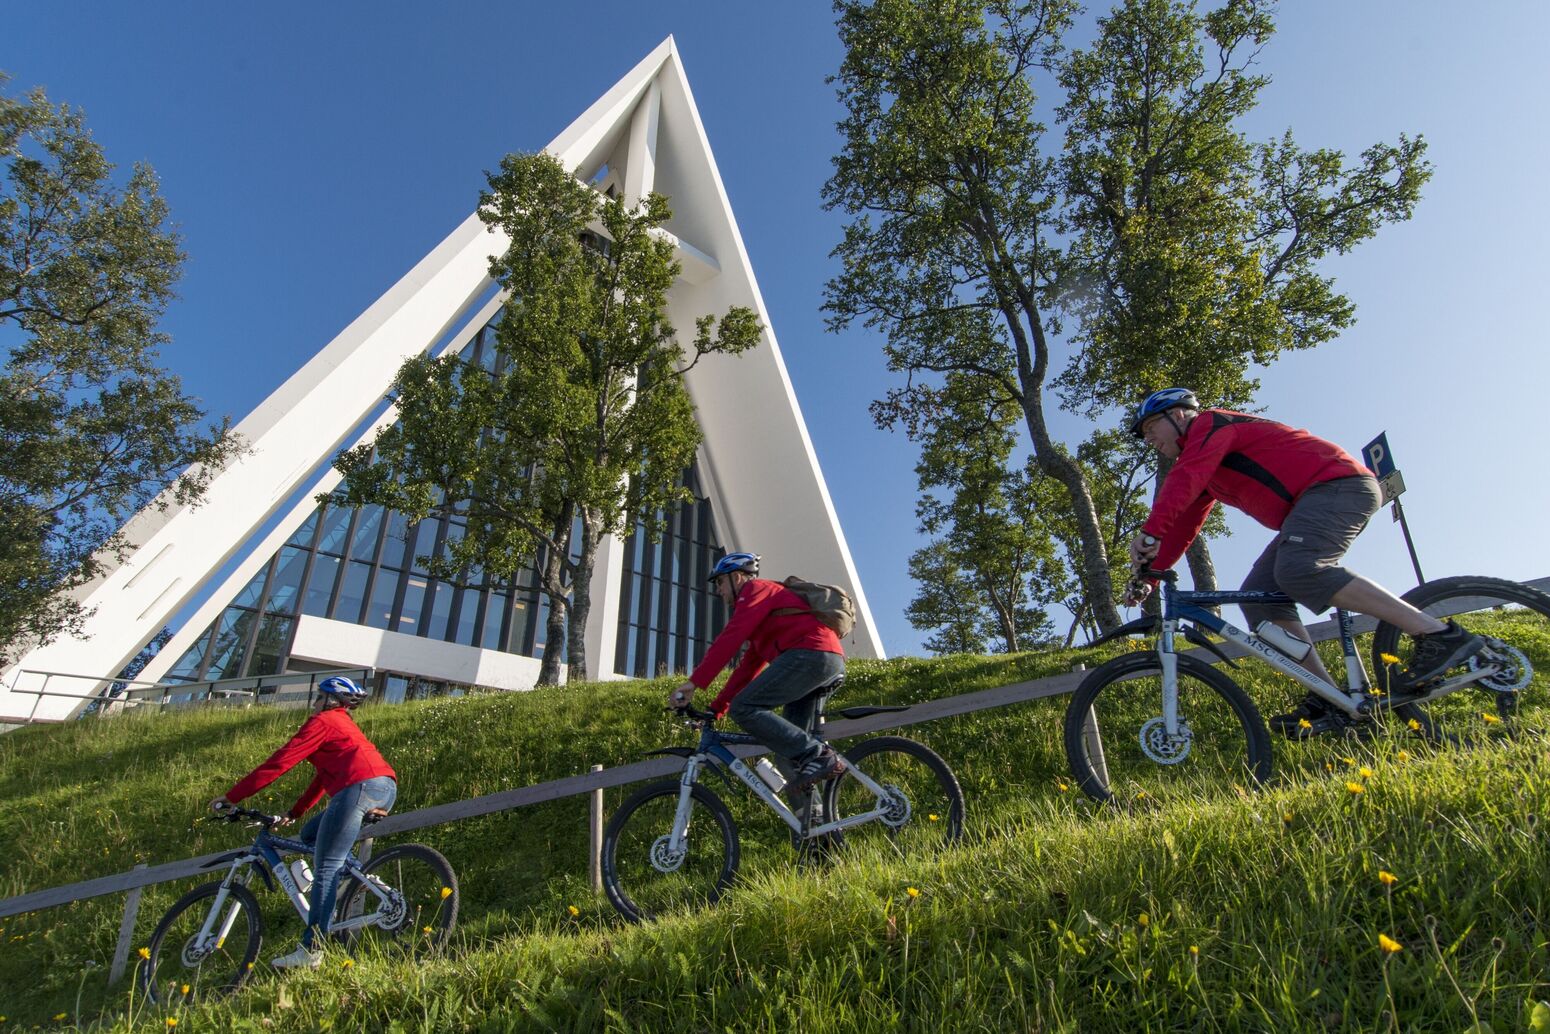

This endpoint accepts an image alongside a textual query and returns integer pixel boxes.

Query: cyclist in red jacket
[667,552,849,791]
[209,675,396,970]
[1124,388,1484,737]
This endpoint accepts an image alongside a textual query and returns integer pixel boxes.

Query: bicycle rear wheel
[142,881,262,1004]
[1371,575,1546,729]
[337,844,458,957]
[1064,652,1273,804]
[602,780,739,923]
[822,736,964,854]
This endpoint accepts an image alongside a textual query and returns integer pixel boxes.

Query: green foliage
[905,373,1071,653]
[0,75,241,664]
[329,152,760,681]
[824,0,1430,630]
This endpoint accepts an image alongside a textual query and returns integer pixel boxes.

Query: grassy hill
[2,611,1548,1031]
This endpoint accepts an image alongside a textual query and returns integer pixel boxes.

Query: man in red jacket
[209,675,396,969]
[1124,389,1484,737]
[668,552,848,791]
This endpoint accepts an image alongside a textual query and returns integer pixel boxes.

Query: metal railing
[1,667,375,726]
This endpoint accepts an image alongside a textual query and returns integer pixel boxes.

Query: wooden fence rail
[3,574,1544,923]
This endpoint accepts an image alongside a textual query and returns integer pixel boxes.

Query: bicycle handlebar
[210,803,285,828]
[666,703,719,724]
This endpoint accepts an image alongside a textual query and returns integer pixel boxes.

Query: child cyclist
[667,552,849,793]
[209,675,396,970]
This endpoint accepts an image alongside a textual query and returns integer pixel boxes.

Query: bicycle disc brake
[180,935,213,966]
[1469,638,1532,693]
[1138,717,1192,765]
[649,834,687,874]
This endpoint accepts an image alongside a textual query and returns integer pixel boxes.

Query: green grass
[3,613,1549,1031]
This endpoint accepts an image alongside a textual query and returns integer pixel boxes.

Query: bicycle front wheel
[602,780,739,923]
[1064,652,1273,805]
[822,736,964,854]
[337,844,459,957]
[142,881,263,1004]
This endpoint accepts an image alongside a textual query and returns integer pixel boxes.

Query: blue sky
[5,1,1547,657]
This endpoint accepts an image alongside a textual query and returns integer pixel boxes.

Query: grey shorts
[1240,475,1382,625]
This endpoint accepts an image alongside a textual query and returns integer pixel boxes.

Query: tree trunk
[535,505,574,686]
[1017,401,1122,633]
[1185,536,1218,593]
[566,512,601,684]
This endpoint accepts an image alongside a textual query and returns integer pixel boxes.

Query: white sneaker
[289,858,313,894]
[271,944,323,970]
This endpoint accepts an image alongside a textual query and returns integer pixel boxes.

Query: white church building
[1,38,881,721]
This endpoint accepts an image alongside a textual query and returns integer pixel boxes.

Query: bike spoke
[603,782,738,923]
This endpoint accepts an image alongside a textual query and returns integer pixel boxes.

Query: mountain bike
[140,804,458,1003]
[1062,570,1542,804]
[602,676,965,922]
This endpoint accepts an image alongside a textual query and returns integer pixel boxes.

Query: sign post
[1362,432,1424,585]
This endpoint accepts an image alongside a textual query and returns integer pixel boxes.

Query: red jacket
[226,707,396,819]
[689,578,844,715]
[1142,410,1370,571]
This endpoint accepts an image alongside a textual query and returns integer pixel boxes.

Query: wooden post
[108,863,148,985]
[588,764,604,894]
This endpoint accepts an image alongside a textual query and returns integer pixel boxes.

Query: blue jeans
[297,775,397,947]
[726,649,846,765]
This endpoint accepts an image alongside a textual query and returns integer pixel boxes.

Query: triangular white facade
[2,38,882,721]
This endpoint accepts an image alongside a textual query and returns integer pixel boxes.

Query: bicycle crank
[1138,717,1193,765]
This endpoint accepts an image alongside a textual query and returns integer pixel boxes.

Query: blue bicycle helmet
[1128,387,1200,437]
[317,675,369,706]
[707,551,760,583]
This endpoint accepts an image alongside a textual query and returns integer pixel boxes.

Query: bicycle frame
[662,724,895,853]
[187,827,398,957]
[1152,578,1490,735]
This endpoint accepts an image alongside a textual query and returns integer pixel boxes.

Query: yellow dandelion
[1324,762,1333,772]
[1359,766,1374,779]
[1341,756,1356,766]
[1282,812,1294,824]
[246,962,254,969]
[1379,653,1400,665]
[341,958,354,969]
[1346,781,1365,795]
[567,905,580,917]
[1136,790,1149,800]
[1298,718,1312,730]
[1056,781,1070,793]
[180,984,190,995]
[54,1016,67,1023]
[1189,945,1200,957]
[166,1020,178,1030]
[423,925,433,935]
[906,886,920,898]
[1138,912,1150,927]
[440,887,453,899]
[928,813,940,821]
[1378,933,1403,954]
[137,946,150,959]
[1397,750,1411,762]
[1482,713,1502,725]
[1378,870,1398,886]
[1407,718,1421,732]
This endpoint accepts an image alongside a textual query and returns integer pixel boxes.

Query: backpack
[774,575,857,639]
